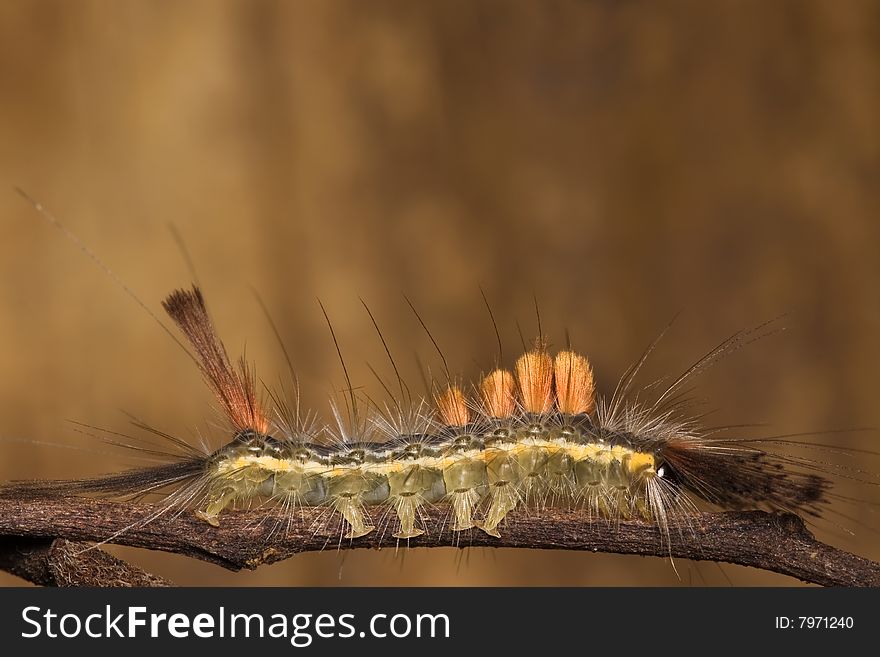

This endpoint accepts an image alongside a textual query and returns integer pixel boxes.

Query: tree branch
[0,536,172,586]
[0,496,876,586]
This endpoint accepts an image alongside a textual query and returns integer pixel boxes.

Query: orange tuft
[480,369,517,418]
[515,350,554,414]
[554,350,595,415]
[436,385,470,427]
[162,286,269,435]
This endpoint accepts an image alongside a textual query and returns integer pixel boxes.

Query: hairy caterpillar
[1,282,835,548]
[1,192,877,587]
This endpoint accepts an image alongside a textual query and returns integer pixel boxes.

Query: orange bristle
[515,350,554,414]
[554,350,595,415]
[162,286,270,435]
[480,369,517,418]
[436,385,470,427]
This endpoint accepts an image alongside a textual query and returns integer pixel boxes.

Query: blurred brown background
[0,0,878,586]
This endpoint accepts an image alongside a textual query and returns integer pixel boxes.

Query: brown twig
[0,535,172,586]
[0,497,877,587]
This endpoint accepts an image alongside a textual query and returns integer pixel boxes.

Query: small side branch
[0,536,172,586]
[0,497,877,586]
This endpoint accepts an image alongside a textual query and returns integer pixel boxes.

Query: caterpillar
[1,282,835,550]
[2,192,877,587]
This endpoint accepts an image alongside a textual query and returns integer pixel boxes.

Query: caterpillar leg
[387,465,445,539]
[603,458,639,519]
[477,449,522,537]
[448,488,483,531]
[333,495,375,539]
[574,459,603,517]
[328,472,389,539]
[195,487,237,527]
[196,464,272,526]
[478,483,519,537]
[515,445,550,506]
[442,457,488,531]
[391,495,424,539]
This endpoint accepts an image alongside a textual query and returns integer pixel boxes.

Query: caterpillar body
[3,283,832,550]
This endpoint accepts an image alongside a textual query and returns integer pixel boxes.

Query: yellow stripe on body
[216,440,656,480]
